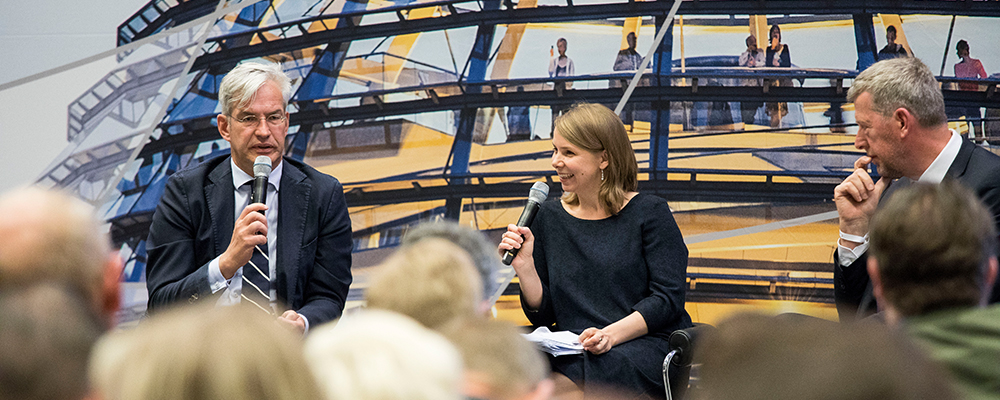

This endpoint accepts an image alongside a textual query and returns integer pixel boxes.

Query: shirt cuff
[207,257,231,294]
[837,239,870,267]
[301,313,310,335]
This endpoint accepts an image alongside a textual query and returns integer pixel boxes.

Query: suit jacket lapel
[945,139,975,180]
[277,160,310,303]
[206,158,235,259]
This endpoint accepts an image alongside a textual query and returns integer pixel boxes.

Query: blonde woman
[499,103,692,398]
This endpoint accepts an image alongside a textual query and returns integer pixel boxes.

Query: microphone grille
[253,156,272,177]
[528,181,549,203]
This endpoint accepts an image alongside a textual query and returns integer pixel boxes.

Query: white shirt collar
[231,157,283,191]
[917,130,962,183]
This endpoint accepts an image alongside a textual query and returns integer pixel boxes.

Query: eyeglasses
[228,113,286,129]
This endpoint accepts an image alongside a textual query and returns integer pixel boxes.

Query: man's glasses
[229,113,286,129]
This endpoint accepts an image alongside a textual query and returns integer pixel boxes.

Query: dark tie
[241,182,272,314]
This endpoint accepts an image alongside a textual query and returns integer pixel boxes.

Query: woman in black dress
[499,103,692,398]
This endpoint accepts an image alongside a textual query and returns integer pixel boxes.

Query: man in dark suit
[145,62,352,332]
[833,57,1000,322]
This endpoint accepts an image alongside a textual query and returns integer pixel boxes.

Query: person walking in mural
[549,38,575,131]
[765,24,791,128]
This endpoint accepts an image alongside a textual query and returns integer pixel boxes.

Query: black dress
[522,193,692,398]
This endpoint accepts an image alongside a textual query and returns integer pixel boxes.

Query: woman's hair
[554,103,638,216]
[769,24,781,45]
[90,304,322,400]
[304,310,464,400]
[365,238,483,330]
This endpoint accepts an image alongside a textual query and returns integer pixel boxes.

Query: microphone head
[528,181,549,203]
[253,156,272,178]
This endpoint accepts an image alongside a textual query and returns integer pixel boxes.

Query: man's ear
[101,251,124,328]
[525,378,555,400]
[984,257,999,304]
[217,114,231,142]
[893,107,912,139]
[867,257,884,303]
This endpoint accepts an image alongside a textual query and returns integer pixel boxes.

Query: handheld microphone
[502,181,550,265]
[251,156,272,215]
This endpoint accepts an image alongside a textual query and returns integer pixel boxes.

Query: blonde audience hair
[443,318,552,400]
[90,304,321,400]
[304,309,464,400]
[365,237,483,330]
[553,103,638,216]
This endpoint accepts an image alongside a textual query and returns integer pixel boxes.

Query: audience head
[402,220,504,305]
[956,39,970,57]
[745,34,757,51]
[218,61,292,118]
[554,103,638,215]
[847,56,947,129]
[626,31,637,50]
[0,284,103,400]
[886,25,897,43]
[91,303,321,400]
[769,24,781,46]
[869,181,999,321]
[443,318,553,400]
[366,237,483,330]
[697,313,959,400]
[0,186,121,327]
[305,310,464,400]
[556,37,567,55]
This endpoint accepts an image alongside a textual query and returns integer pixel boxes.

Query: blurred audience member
[305,310,464,400]
[402,220,505,308]
[366,237,484,330]
[444,318,554,400]
[869,181,1000,400]
[696,313,958,400]
[765,24,791,127]
[738,34,765,126]
[91,303,321,400]
[0,187,121,328]
[0,284,103,400]
[877,25,909,61]
[954,39,989,142]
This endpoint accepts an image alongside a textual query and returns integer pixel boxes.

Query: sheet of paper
[522,326,584,356]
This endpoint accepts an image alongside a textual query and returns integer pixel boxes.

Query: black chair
[663,324,714,400]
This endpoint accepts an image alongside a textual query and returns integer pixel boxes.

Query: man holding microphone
[145,61,352,332]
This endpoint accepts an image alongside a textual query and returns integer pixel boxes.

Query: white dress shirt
[207,159,282,306]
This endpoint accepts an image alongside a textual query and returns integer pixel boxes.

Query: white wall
[0,0,147,192]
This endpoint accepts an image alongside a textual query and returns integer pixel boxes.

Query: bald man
[0,187,121,328]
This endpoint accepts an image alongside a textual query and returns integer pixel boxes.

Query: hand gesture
[580,327,614,355]
[834,156,889,241]
[219,203,268,279]
[498,224,535,273]
[498,224,543,309]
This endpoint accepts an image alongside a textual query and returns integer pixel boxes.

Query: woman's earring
[601,169,605,181]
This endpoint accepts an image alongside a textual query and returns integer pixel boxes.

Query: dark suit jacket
[145,155,353,326]
[835,139,1000,321]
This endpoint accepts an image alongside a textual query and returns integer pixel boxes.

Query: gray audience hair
[402,221,502,301]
